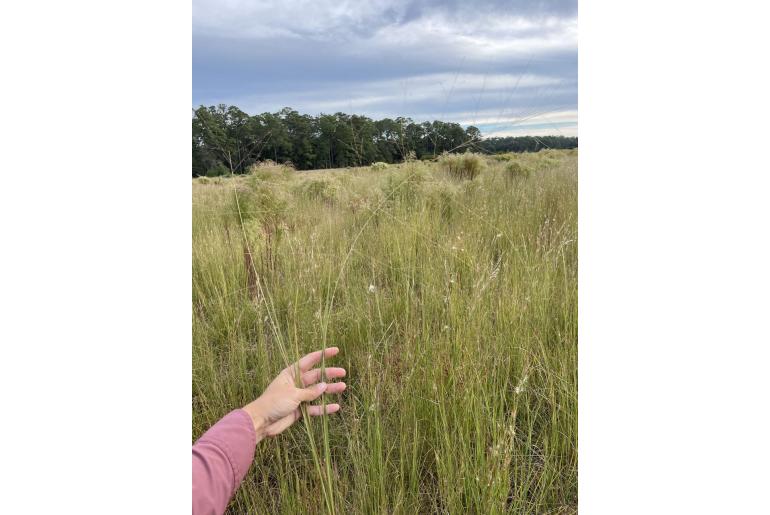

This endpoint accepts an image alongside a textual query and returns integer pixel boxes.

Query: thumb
[297,382,327,402]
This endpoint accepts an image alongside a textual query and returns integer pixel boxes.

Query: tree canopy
[192,105,577,176]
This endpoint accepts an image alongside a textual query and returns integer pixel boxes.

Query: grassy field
[193,149,577,514]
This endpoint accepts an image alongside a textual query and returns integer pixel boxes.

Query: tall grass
[439,151,486,180]
[503,161,531,181]
[192,150,578,513]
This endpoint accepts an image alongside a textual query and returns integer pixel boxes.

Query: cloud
[193,0,577,137]
[193,1,577,39]
[474,110,578,137]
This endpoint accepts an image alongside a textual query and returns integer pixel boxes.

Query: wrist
[242,399,268,442]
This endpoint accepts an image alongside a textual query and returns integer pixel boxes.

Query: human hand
[242,347,347,439]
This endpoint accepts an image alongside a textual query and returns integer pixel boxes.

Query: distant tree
[373,118,401,163]
[258,112,292,163]
[478,135,577,154]
[281,108,316,169]
[465,125,482,144]
[191,104,577,174]
[192,104,273,175]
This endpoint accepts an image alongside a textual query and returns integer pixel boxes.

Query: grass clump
[439,151,485,180]
[370,161,389,172]
[247,160,296,182]
[196,176,224,185]
[232,181,289,229]
[424,181,459,223]
[381,162,428,208]
[299,178,340,205]
[504,161,531,181]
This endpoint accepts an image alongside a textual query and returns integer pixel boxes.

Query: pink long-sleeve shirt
[192,409,257,515]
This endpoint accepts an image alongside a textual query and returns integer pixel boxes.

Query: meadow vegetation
[193,149,577,513]
[438,151,486,181]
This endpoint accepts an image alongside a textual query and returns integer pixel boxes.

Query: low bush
[206,163,229,177]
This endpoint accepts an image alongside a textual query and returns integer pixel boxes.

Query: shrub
[206,163,229,177]
[439,152,485,180]
[504,161,531,181]
[370,161,389,172]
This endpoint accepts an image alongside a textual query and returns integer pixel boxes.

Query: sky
[192,0,577,138]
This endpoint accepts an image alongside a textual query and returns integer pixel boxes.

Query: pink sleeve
[192,409,257,515]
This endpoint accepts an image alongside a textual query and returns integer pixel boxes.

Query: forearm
[192,409,262,515]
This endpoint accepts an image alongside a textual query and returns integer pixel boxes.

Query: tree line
[192,104,577,176]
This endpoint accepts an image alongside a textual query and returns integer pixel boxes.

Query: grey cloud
[193,0,577,135]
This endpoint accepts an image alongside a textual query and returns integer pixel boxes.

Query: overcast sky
[192,0,577,138]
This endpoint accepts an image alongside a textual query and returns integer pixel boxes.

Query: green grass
[193,150,578,514]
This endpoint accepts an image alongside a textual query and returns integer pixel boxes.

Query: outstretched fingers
[296,347,340,373]
[301,367,346,386]
[323,381,346,394]
[295,373,346,403]
[266,403,342,436]
[296,381,329,402]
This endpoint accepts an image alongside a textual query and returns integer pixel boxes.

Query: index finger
[296,347,340,373]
